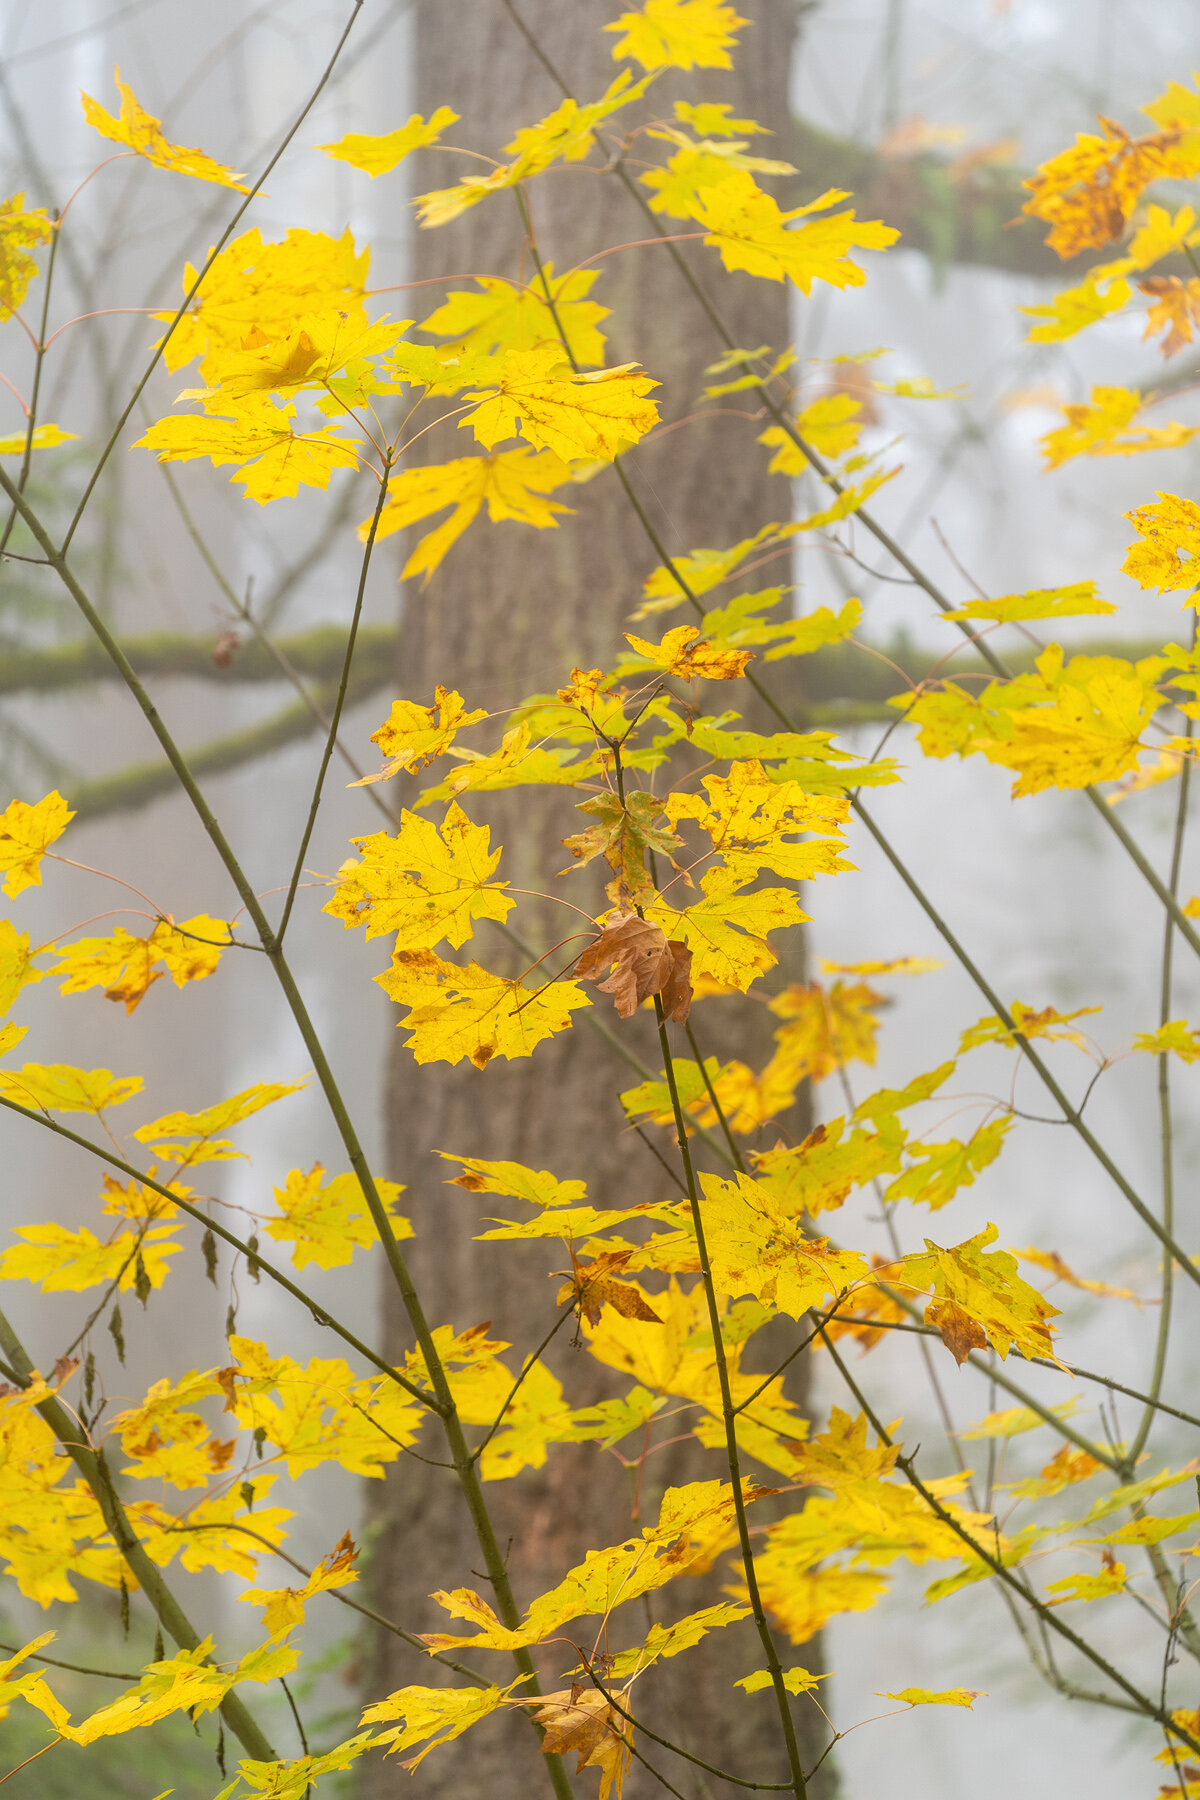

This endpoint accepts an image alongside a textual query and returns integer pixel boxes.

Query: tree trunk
[364,6,834,1795]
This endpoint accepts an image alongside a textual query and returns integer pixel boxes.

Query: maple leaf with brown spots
[557,1247,664,1326]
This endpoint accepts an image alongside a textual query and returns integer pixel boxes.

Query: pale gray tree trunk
[364,5,834,1796]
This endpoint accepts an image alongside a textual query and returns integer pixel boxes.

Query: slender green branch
[653,996,809,1800]
[276,458,393,942]
[0,1305,277,1762]
[1129,694,1194,1466]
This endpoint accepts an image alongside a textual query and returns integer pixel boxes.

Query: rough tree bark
[365,6,835,1796]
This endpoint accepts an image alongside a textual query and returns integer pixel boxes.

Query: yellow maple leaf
[319,107,459,175]
[50,913,230,1013]
[419,263,610,366]
[81,67,250,191]
[378,949,591,1069]
[266,1164,412,1270]
[0,1062,141,1112]
[641,137,796,221]
[751,1117,904,1217]
[362,1683,509,1769]
[622,623,752,680]
[1019,271,1133,342]
[354,689,488,787]
[664,759,850,885]
[461,344,659,462]
[944,581,1115,623]
[134,408,361,505]
[0,423,76,456]
[366,448,576,582]
[766,978,882,1083]
[324,803,512,947]
[158,227,369,378]
[700,1169,870,1315]
[885,1116,1012,1211]
[1038,385,1198,467]
[0,920,43,1016]
[0,791,73,899]
[1132,1018,1200,1061]
[882,1687,984,1708]
[901,1224,1061,1362]
[693,169,898,292]
[647,867,806,992]
[0,1221,181,1292]
[133,1080,306,1163]
[606,0,748,69]
[223,1338,424,1479]
[959,1000,1101,1053]
[1123,490,1200,595]
[240,1531,359,1639]
[0,192,55,318]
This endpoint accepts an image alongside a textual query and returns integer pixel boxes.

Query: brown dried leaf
[532,1687,631,1800]
[574,912,692,1021]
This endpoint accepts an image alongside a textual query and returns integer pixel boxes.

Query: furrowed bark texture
[366,5,833,1795]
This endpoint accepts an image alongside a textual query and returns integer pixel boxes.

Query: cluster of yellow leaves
[1019,203,1200,343]
[903,645,1167,796]
[1038,385,1197,468]
[1022,82,1200,258]
[1122,491,1200,595]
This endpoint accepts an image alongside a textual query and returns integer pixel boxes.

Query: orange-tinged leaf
[0,1062,142,1113]
[1015,1244,1140,1301]
[1022,115,1200,258]
[378,949,591,1068]
[1140,274,1200,358]
[81,68,250,190]
[959,1000,1101,1053]
[766,978,882,1085]
[623,623,752,680]
[0,791,73,899]
[606,0,748,70]
[531,1686,631,1800]
[239,1532,359,1639]
[324,803,512,948]
[901,1224,1062,1362]
[319,107,459,175]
